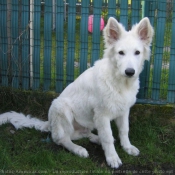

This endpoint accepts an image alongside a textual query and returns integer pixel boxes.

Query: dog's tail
[0,111,50,132]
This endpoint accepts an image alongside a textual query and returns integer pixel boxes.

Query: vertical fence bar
[151,0,166,100]
[55,0,64,92]
[79,0,89,74]
[21,0,30,89]
[167,2,175,103]
[43,0,52,90]
[131,0,140,26]
[11,0,19,88]
[144,1,156,99]
[32,0,41,90]
[52,0,56,30]
[138,1,150,99]
[91,0,102,66]
[7,0,12,86]
[66,0,76,85]
[148,1,156,26]
[0,0,8,86]
[107,0,116,19]
[120,0,128,30]
[30,0,34,88]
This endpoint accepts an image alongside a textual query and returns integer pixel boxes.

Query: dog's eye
[135,51,140,55]
[119,51,124,55]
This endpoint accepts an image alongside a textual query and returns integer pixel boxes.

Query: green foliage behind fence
[0,0,175,104]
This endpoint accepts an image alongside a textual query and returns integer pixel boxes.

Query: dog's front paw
[123,145,140,156]
[106,155,122,169]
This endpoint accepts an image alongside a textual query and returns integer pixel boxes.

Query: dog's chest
[99,83,137,118]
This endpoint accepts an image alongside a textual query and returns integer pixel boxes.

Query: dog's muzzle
[125,68,135,77]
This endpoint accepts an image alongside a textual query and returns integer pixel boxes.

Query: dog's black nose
[125,68,135,77]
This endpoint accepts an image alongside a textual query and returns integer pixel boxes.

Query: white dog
[0,17,153,169]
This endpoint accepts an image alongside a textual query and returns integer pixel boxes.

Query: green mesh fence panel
[0,0,175,104]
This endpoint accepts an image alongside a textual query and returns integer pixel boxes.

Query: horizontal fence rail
[0,0,175,104]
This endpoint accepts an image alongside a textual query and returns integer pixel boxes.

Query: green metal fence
[0,0,175,104]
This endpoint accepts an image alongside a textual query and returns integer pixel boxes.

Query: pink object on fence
[88,15,105,33]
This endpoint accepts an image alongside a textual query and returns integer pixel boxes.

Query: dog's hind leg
[50,120,89,158]
[59,136,89,158]
[49,102,89,158]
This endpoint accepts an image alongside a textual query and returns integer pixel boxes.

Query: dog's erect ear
[136,17,154,45]
[103,17,124,46]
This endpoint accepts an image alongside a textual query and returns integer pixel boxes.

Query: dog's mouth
[126,74,135,78]
[125,75,134,78]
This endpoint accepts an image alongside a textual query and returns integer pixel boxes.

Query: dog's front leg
[115,109,140,156]
[94,116,122,169]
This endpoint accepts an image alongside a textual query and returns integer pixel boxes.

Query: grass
[0,88,175,174]
[0,127,110,174]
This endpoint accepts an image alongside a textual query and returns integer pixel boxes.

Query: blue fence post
[79,0,89,74]
[66,0,76,85]
[21,0,30,90]
[91,0,103,66]
[43,0,52,91]
[137,1,150,99]
[32,0,41,90]
[167,1,175,103]
[151,0,166,100]
[107,0,116,19]
[144,1,157,100]
[11,0,19,88]
[55,0,64,92]
[120,0,128,30]
[0,0,8,86]
[131,0,141,26]
[148,1,156,27]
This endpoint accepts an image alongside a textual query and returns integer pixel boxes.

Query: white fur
[0,17,154,169]
[0,111,50,132]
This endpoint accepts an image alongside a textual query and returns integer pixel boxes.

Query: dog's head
[103,17,154,78]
